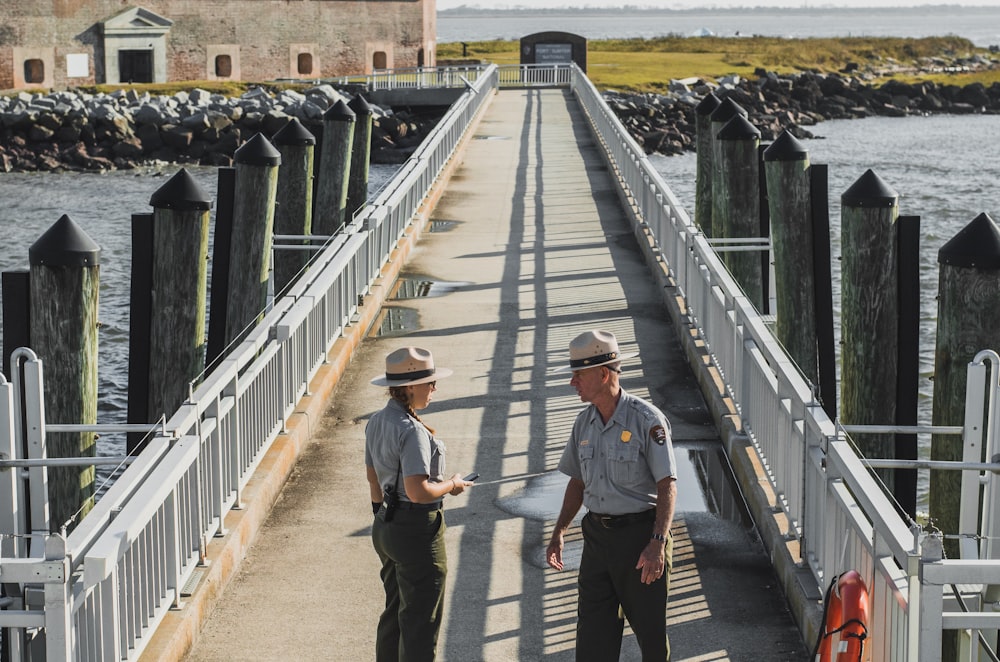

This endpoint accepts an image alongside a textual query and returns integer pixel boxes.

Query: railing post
[918,533,945,661]
[18,352,50,556]
[0,375,21,560]
[42,533,71,662]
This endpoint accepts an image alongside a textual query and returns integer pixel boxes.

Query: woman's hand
[447,472,469,496]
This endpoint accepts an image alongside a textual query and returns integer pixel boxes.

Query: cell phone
[463,472,480,482]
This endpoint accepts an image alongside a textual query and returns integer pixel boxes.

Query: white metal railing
[0,64,498,661]
[496,63,573,88]
[568,62,1000,660]
[325,63,571,91]
[325,65,490,91]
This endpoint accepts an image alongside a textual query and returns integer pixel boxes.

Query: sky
[437,0,1000,8]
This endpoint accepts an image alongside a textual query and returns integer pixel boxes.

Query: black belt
[396,501,443,511]
[588,509,655,529]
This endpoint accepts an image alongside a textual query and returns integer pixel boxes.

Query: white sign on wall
[66,54,89,78]
[535,43,572,64]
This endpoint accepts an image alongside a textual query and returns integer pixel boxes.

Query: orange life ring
[816,570,870,662]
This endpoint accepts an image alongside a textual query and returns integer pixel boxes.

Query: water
[438,6,1000,47]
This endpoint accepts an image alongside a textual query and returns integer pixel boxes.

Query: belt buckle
[599,515,614,529]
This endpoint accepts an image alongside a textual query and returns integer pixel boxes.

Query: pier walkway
[179,89,808,660]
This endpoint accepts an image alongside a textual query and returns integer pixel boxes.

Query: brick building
[0,0,436,91]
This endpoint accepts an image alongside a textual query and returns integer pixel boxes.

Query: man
[546,329,677,661]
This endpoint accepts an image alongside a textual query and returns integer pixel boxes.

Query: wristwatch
[650,533,667,543]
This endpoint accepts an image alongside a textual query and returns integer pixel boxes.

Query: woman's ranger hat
[371,346,453,386]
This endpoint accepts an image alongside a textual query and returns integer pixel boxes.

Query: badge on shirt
[580,439,590,446]
[620,430,632,443]
[650,425,667,445]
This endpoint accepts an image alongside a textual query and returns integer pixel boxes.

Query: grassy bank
[437,36,1000,93]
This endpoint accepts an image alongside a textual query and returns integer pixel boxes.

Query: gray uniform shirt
[557,388,676,515]
[365,398,446,504]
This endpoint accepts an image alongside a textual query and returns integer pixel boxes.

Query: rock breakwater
[5,68,1000,172]
[605,68,1000,156]
[0,84,440,173]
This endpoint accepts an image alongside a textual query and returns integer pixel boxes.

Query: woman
[365,346,472,662]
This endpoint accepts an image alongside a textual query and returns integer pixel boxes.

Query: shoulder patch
[650,425,668,445]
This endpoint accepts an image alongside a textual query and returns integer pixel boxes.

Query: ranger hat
[371,346,453,387]
[554,329,638,373]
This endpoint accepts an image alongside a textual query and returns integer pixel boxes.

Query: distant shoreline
[438,5,999,17]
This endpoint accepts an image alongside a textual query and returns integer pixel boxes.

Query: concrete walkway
[182,89,809,661]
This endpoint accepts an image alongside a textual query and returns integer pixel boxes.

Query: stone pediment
[102,7,173,36]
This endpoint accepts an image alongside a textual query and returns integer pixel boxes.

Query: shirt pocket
[577,444,595,478]
[429,437,445,481]
[608,441,640,485]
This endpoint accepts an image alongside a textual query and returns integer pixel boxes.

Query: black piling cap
[841,169,898,208]
[273,117,317,147]
[716,114,760,141]
[348,94,373,117]
[695,92,721,117]
[938,212,1000,269]
[763,130,809,162]
[29,214,101,267]
[234,132,282,167]
[324,99,356,123]
[149,168,213,211]
[709,97,747,124]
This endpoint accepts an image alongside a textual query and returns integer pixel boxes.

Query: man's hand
[635,539,666,584]
[546,533,565,571]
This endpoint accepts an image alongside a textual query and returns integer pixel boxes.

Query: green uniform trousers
[577,511,673,661]
[372,508,448,662]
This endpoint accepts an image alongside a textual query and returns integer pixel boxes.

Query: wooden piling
[206,167,236,368]
[345,95,374,222]
[810,165,838,418]
[839,169,900,487]
[764,130,818,385]
[715,113,763,309]
[313,100,355,236]
[695,92,721,237]
[28,215,100,530]
[709,98,747,242]
[931,213,1000,555]
[272,118,317,295]
[127,169,212,452]
[225,133,281,348]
